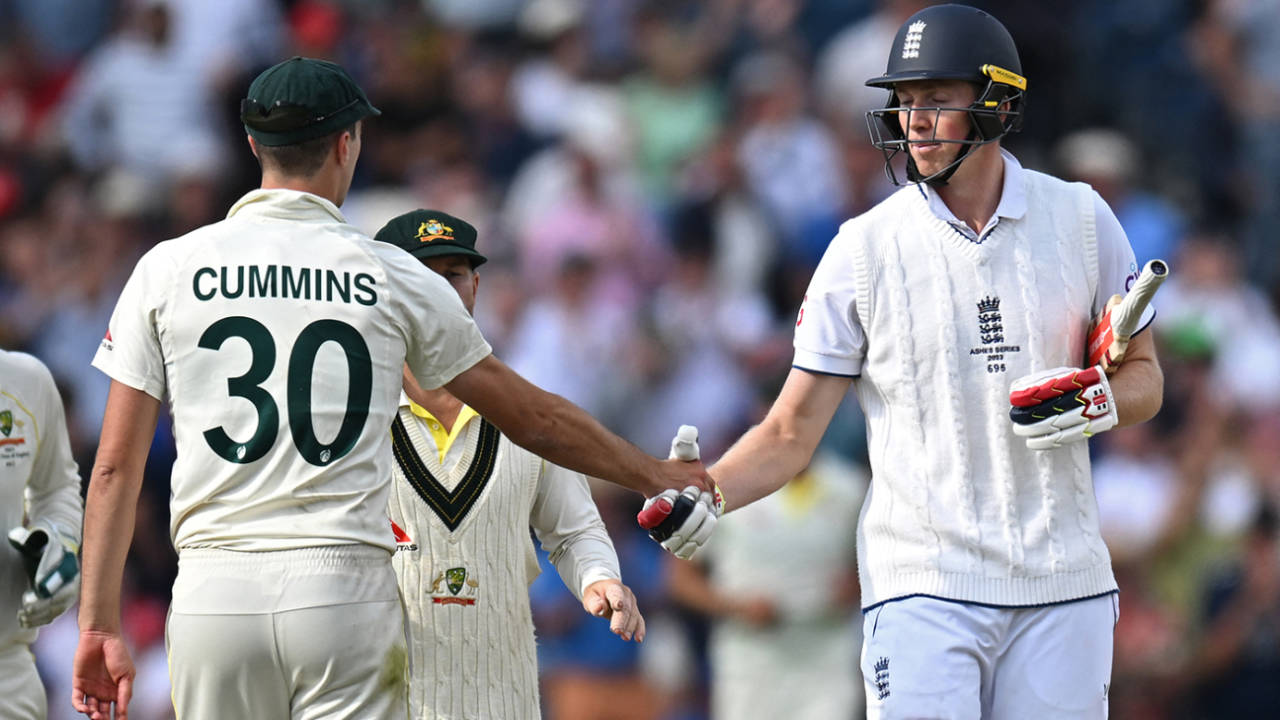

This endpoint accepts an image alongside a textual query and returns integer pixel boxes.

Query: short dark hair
[254,122,357,177]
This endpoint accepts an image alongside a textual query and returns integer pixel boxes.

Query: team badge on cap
[416,219,454,243]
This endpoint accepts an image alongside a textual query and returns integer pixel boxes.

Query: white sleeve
[1093,192,1156,336]
[384,249,492,390]
[792,231,866,377]
[92,247,169,400]
[530,461,621,600]
[23,356,83,544]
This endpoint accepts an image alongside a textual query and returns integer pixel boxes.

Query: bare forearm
[712,417,817,513]
[448,354,706,497]
[503,389,656,493]
[80,381,159,633]
[79,463,141,632]
[1111,352,1163,427]
[712,367,851,513]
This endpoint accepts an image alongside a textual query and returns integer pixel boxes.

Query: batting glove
[636,425,724,560]
[1009,365,1118,451]
[8,523,80,628]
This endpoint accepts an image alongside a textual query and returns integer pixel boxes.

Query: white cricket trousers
[861,593,1117,720]
[0,642,45,719]
[167,545,409,720]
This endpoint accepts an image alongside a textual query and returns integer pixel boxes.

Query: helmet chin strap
[908,131,978,187]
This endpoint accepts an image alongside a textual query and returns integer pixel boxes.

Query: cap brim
[406,243,487,267]
[866,70,982,88]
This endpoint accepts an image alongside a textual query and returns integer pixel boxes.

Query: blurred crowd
[2,0,1279,718]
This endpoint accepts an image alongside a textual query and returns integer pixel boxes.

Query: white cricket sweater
[816,169,1117,608]
[387,404,620,720]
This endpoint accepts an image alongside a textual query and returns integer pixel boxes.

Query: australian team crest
[430,566,479,606]
[0,407,27,453]
[416,219,454,243]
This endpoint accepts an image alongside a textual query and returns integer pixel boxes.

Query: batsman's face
[424,256,479,315]
[894,80,977,177]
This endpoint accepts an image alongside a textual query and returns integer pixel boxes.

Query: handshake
[636,425,724,560]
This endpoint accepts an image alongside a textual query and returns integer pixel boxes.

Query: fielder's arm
[1104,327,1163,428]
[74,380,158,718]
[446,354,708,498]
[710,367,851,513]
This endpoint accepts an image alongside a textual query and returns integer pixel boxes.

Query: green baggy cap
[373,210,487,267]
[241,57,380,146]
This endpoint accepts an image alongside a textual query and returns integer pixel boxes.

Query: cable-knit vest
[387,408,543,719]
[848,170,1116,608]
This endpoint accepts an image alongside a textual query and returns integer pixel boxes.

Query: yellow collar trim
[406,401,479,464]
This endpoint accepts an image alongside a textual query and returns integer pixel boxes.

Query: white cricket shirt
[92,189,491,552]
[0,350,82,646]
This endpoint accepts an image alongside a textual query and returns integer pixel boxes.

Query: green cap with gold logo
[241,56,380,146]
[373,209,487,268]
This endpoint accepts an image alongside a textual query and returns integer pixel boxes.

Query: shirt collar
[399,392,480,463]
[919,148,1027,231]
[227,188,348,224]
[405,399,479,430]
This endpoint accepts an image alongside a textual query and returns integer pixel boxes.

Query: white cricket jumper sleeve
[793,227,867,377]
[530,461,621,600]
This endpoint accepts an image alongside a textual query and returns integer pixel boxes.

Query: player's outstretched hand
[1009,365,1118,450]
[72,629,135,720]
[583,578,645,642]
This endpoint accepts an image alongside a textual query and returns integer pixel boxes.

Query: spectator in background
[505,253,638,426]
[623,212,778,458]
[1054,128,1186,268]
[511,0,590,141]
[502,85,668,309]
[1158,233,1280,414]
[30,172,147,441]
[60,0,225,184]
[1188,502,1280,718]
[1192,0,1280,292]
[732,50,846,267]
[622,5,723,207]
[667,451,865,720]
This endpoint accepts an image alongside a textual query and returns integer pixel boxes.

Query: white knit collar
[227,188,347,224]
[918,148,1028,237]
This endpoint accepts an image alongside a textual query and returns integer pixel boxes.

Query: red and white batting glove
[636,426,724,560]
[1009,365,1118,450]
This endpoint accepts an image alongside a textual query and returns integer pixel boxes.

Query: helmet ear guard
[969,64,1026,140]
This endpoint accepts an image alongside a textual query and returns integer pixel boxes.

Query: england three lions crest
[969,295,1021,374]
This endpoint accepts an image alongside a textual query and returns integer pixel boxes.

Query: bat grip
[669,424,700,462]
[1111,259,1168,340]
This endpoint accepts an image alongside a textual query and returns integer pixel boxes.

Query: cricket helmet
[864,4,1026,185]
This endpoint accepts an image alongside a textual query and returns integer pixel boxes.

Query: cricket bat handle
[669,425,700,462]
[1111,259,1169,340]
